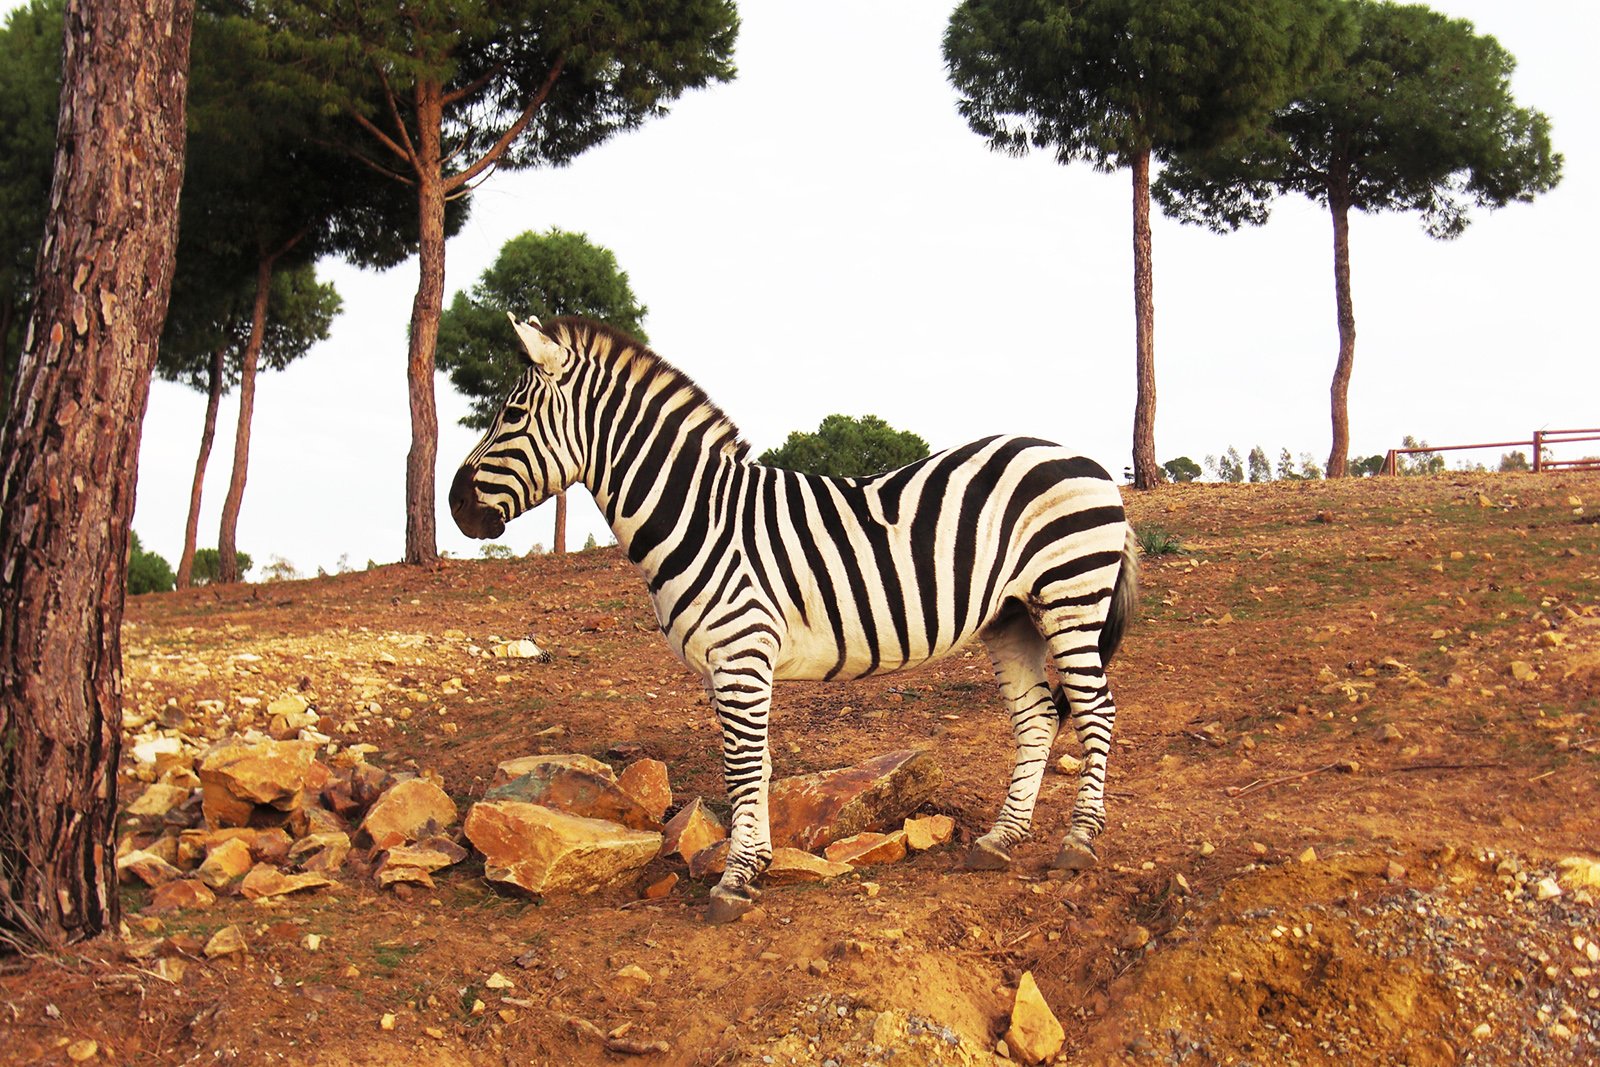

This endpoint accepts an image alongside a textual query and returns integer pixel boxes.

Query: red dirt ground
[3,472,1598,1066]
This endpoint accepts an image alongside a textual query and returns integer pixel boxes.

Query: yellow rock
[202,924,247,959]
[1004,971,1065,1065]
[66,1039,98,1062]
[1558,856,1600,892]
[902,814,955,851]
[1509,661,1539,683]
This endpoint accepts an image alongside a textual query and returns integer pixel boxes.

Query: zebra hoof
[962,836,1012,871]
[706,884,759,924]
[1052,836,1098,872]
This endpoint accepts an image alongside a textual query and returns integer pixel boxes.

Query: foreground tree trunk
[553,492,568,555]
[0,0,193,947]
[176,346,226,588]
[1129,147,1163,489]
[403,82,446,567]
[218,256,274,583]
[1326,173,1357,479]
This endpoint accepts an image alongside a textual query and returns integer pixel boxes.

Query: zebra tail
[1098,523,1141,666]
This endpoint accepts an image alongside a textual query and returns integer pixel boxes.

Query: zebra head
[449,315,582,540]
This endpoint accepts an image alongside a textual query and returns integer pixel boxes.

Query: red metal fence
[1381,428,1600,475]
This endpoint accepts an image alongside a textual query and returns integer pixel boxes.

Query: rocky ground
[2,471,1598,1066]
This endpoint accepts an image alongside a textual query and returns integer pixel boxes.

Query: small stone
[197,838,255,888]
[1509,661,1538,683]
[1377,724,1402,743]
[146,879,215,913]
[1120,925,1151,951]
[117,849,182,888]
[1299,846,1318,864]
[1557,856,1600,892]
[823,830,908,866]
[1004,971,1065,1065]
[762,847,852,885]
[239,863,333,901]
[379,1013,396,1031]
[66,1039,98,1062]
[303,933,323,951]
[1472,1023,1491,1040]
[485,971,514,990]
[662,798,727,862]
[901,814,955,851]
[1053,753,1083,775]
[1535,877,1563,901]
[1385,860,1407,881]
[1250,842,1269,857]
[616,759,672,823]
[125,782,190,818]
[203,925,247,958]
[492,639,549,660]
[1198,841,1215,857]
[613,964,652,995]
[807,958,829,976]
[643,873,678,900]
[362,778,457,850]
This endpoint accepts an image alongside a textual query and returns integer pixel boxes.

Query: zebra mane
[543,316,750,461]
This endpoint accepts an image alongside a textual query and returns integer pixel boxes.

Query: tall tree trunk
[176,346,225,588]
[1326,175,1356,479]
[0,0,193,948]
[217,256,273,583]
[553,492,567,555]
[404,81,446,567]
[1130,147,1163,489]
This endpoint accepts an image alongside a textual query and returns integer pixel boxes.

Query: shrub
[1135,526,1185,556]
[189,547,253,584]
[127,532,174,594]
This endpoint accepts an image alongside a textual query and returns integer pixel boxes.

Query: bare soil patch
[3,472,1598,1065]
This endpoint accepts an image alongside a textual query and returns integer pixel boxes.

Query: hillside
[3,471,1598,1066]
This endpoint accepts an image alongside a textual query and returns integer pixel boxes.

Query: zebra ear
[508,313,566,375]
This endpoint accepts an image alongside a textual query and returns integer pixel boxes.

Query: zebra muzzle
[449,465,506,540]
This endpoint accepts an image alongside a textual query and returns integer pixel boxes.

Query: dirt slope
[2,472,1598,1066]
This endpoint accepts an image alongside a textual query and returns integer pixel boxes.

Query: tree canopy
[758,415,931,479]
[1154,0,1561,475]
[261,0,739,565]
[944,0,1352,489]
[437,228,649,430]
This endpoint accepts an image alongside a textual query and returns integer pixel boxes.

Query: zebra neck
[587,421,743,589]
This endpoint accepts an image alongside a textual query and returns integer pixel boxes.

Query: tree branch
[442,58,507,108]
[443,56,566,194]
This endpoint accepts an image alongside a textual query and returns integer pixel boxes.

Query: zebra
[450,315,1139,923]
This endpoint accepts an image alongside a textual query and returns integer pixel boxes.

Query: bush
[1161,456,1202,483]
[127,532,174,594]
[189,547,253,584]
[759,414,929,477]
[480,543,515,560]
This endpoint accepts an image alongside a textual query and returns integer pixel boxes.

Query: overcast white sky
[14,1,1597,574]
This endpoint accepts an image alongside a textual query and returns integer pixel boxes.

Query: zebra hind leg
[964,610,1057,871]
[1040,602,1119,872]
[706,656,776,924]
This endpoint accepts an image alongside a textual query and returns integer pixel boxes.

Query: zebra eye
[502,405,527,423]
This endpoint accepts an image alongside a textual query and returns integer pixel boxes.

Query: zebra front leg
[965,613,1056,870]
[1042,610,1118,872]
[706,658,776,924]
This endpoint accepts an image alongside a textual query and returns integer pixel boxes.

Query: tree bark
[217,255,273,583]
[1130,147,1163,489]
[1326,173,1356,479]
[0,296,14,423]
[176,346,225,588]
[404,81,446,566]
[0,0,193,947]
[553,492,568,555]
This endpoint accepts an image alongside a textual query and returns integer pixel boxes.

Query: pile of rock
[120,688,956,917]
[117,718,469,911]
[462,748,954,901]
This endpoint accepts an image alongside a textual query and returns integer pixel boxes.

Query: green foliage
[1156,1,1562,238]
[582,533,600,552]
[1206,447,1245,483]
[437,229,648,428]
[479,543,515,560]
[1247,446,1272,483]
[758,415,931,479]
[1499,451,1530,473]
[259,555,300,582]
[261,0,739,183]
[1161,456,1202,483]
[127,532,175,595]
[1350,454,1386,477]
[0,0,63,417]
[1396,435,1445,476]
[943,0,1352,168]
[189,547,254,585]
[1135,526,1186,556]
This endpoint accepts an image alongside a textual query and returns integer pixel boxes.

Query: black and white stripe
[450,317,1139,921]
